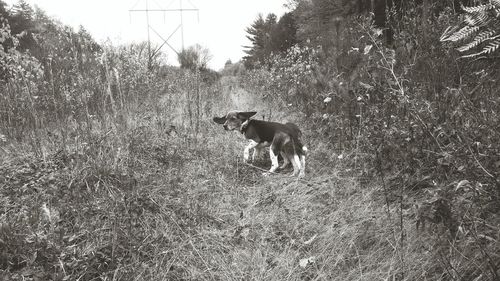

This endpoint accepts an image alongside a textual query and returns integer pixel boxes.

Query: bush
[238,5,500,279]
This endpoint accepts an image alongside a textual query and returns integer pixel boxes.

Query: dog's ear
[213,116,227,124]
[237,111,257,120]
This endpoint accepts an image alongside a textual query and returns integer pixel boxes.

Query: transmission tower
[129,0,199,68]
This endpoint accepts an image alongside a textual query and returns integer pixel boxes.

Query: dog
[213,111,307,178]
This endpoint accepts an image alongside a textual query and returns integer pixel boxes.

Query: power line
[130,8,198,11]
[129,0,199,69]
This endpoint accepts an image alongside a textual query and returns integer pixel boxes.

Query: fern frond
[462,3,493,13]
[482,36,500,54]
[460,51,484,58]
[456,30,495,52]
[465,12,491,27]
[461,35,500,57]
[442,1,500,57]
[491,0,500,7]
[442,26,480,42]
[490,0,500,17]
[440,26,459,41]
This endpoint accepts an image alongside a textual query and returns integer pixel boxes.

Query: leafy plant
[441,0,500,57]
[0,19,42,82]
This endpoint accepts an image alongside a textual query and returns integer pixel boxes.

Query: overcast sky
[4,0,288,69]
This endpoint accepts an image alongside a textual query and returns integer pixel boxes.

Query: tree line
[243,0,488,68]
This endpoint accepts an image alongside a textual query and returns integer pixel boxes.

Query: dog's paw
[289,171,305,178]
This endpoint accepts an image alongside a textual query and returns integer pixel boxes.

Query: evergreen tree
[9,0,36,51]
[270,12,298,53]
[0,0,7,18]
[243,13,298,68]
[243,14,269,68]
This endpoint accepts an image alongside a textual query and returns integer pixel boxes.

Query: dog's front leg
[253,142,270,162]
[244,140,259,162]
[252,147,261,162]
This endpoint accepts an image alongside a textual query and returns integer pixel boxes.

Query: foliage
[270,12,298,53]
[242,45,323,113]
[3,0,37,51]
[291,0,362,47]
[441,0,500,57]
[239,1,500,279]
[1,2,223,279]
[0,1,218,151]
[177,44,212,71]
[0,19,43,82]
[220,60,246,76]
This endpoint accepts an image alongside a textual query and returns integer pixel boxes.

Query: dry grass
[1,76,498,281]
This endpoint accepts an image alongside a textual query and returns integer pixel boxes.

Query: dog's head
[213,111,257,131]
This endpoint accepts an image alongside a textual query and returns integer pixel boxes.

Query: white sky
[4,0,288,69]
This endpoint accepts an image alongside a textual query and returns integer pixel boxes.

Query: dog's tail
[297,143,308,156]
[290,137,307,156]
[285,123,307,155]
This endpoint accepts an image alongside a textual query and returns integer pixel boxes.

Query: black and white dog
[213,111,307,178]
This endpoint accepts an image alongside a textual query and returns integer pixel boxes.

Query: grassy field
[0,75,488,281]
[2,0,500,279]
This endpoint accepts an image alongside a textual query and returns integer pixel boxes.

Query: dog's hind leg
[299,147,306,178]
[299,154,306,178]
[290,154,303,177]
[279,152,290,169]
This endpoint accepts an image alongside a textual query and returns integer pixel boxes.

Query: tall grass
[2,8,500,281]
